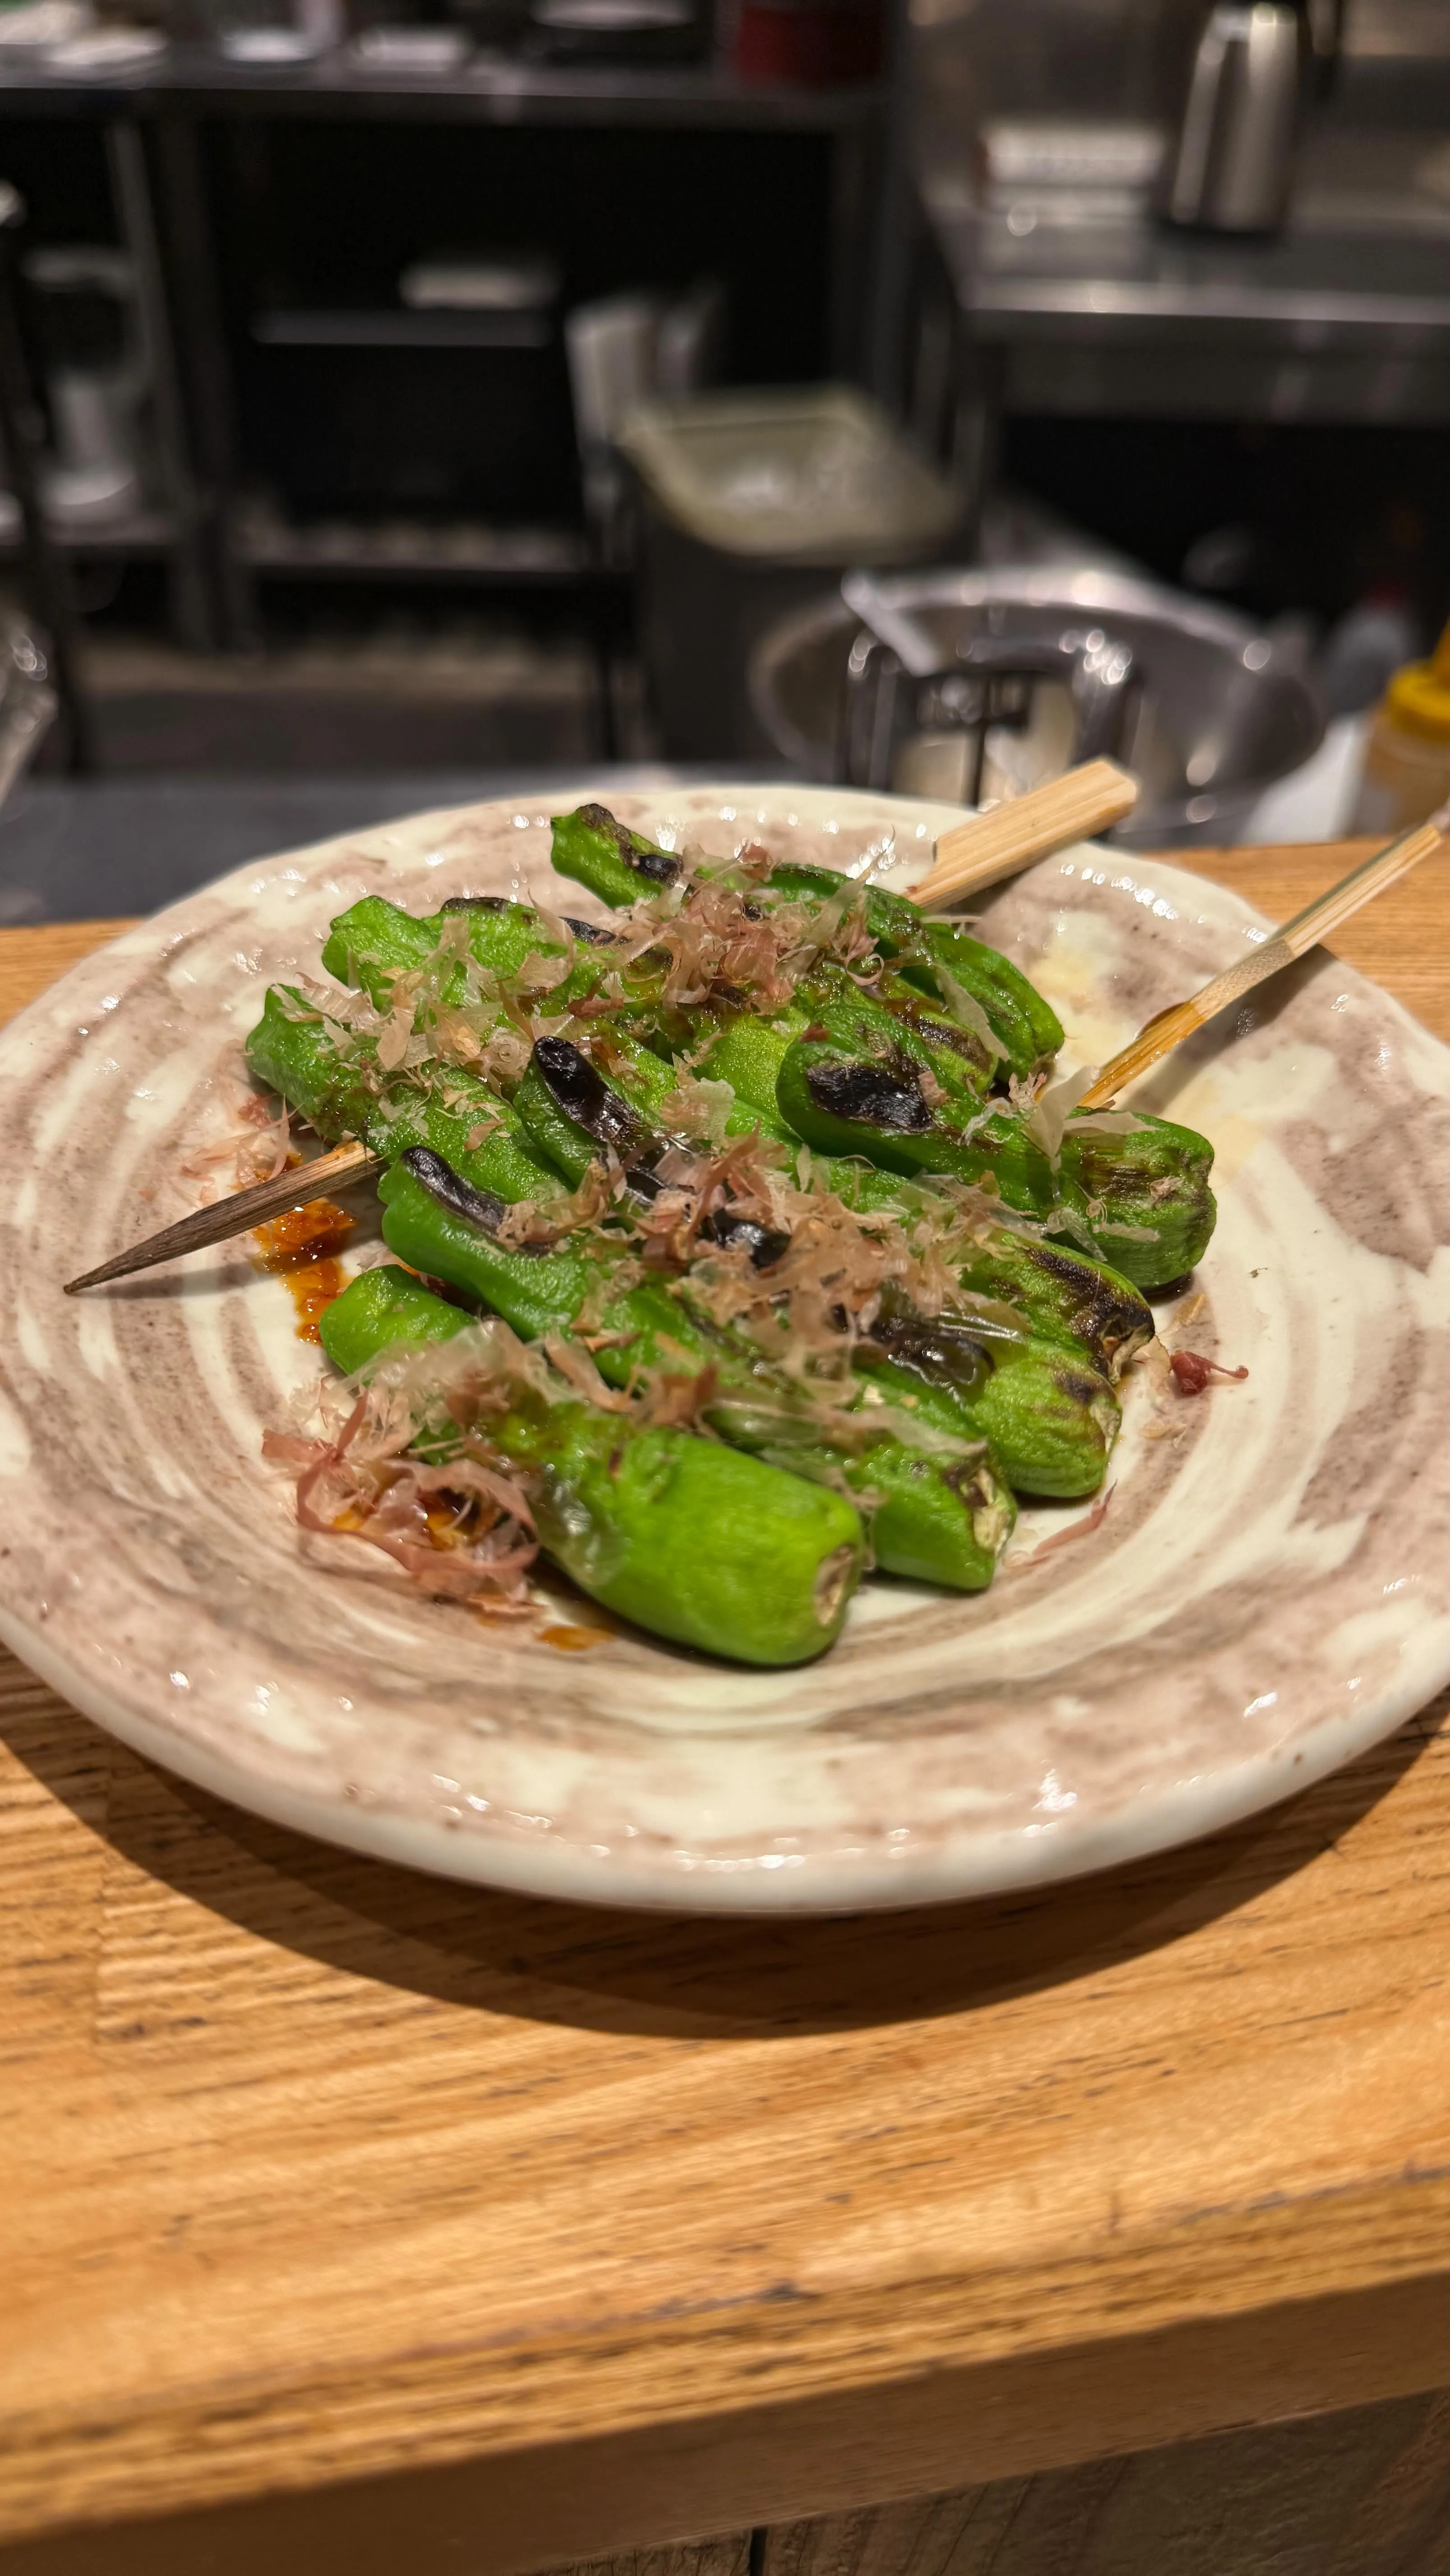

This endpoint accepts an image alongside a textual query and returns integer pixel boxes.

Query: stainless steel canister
[1162,1,1306,235]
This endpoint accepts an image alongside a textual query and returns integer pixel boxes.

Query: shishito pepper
[320,892,615,1010]
[502,1038,1117,1498]
[796,960,995,1106]
[951,1231,1152,1382]
[777,1040,1214,1292]
[377,1153,1018,1584]
[381,1145,1115,1510]
[252,971,1151,1404]
[550,802,683,910]
[318,1266,864,1666]
[853,1296,1119,1500]
[777,1039,1060,1212]
[758,858,1064,1079]
[1056,1109,1217,1289]
[244,985,560,1206]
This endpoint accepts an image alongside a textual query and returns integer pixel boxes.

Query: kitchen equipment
[525,0,708,62]
[1162,0,1307,235]
[23,247,147,530]
[838,612,1138,805]
[751,566,1326,847]
[619,387,964,760]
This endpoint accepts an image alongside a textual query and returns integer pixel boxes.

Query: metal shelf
[0,505,177,557]
[252,308,553,349]
[235,502,593,582]
[0,49,884,129]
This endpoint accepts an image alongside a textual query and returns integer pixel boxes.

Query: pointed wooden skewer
[63,1138,382,1294]
[1077,810,1447,1111]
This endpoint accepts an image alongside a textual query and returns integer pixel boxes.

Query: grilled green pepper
[377,1153,1017,1586]
[318,1266,864,1665]
[776,1040,1215,1291]
[952,1232,1152,1381]
[776,1040,1059,1212]
[760,859,1064,1078]
[795,960,995,1106]
[244,985,559,1206]
[551,802,683,910]
[381,1146,1113,1508]
[321,892,615,1018]
[1056,1109,1217,1289]
[853,1297,1119,1500]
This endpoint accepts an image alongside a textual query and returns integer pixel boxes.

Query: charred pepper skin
[252,980,1153,1398]
[318,1266,864,1667]
[953,1232,1153,1382]
[794,961,995,1106]
[1057,1110,1218,1290]
[853,1307,1120,1502]
[776,1039,1216,1293]
[512,1032,677,1189]
[376,1157,1016,1592]
[505,1038,1117,1488]
[776,1038,1060,1212]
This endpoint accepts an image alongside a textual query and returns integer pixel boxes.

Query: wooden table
[6,842,1450,2576]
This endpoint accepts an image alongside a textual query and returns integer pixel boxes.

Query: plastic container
[616,386,964,760]
[1352,616,1450,835]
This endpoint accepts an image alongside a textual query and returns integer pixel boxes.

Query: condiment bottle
[1352,616,1450,834]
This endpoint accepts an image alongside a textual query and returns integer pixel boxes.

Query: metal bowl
[749,565,1327,847]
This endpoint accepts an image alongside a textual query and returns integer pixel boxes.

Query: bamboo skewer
[911,758,1140,909]
[63,1139,381,1295]
[1077,812,1448,1111]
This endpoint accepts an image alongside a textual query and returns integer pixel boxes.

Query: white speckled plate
[0,784,1448,1912]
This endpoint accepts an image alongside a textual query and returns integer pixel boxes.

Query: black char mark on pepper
[806,1058,934,1134]
[869,1312,996,1399]
[401,1146,511,1235]
[533,1035,650,1159]
[699,1208,790,1271]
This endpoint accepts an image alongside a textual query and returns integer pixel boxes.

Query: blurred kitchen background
[0,0,1445,912]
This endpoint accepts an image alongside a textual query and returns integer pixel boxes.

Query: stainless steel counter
[923,132,1450,425]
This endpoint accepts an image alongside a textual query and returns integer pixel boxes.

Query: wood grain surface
[3,839,1450,2573]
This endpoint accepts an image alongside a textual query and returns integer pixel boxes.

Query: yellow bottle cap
[1384,615,1450,743]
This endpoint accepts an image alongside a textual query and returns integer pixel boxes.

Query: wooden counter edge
[6,2258,1450,2576]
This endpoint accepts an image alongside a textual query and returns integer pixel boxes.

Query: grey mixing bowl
[749,566,1326,847]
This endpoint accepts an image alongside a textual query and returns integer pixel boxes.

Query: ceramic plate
[1,785,1448,1913]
